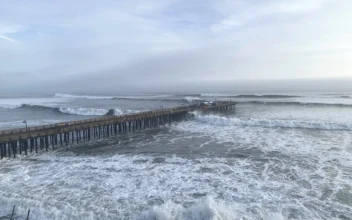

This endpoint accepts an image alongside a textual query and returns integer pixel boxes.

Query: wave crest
[0,104,133,116]
[54,93,176,101]
[184,97,203,103]
[54,93,115,100]
[58,107,112,116]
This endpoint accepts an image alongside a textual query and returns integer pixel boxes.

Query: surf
[192,113,352,131]
[0,104,129,116]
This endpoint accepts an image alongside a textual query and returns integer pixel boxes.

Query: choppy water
[0,92,352,219]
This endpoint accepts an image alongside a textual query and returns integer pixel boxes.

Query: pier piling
[0,102,236,159]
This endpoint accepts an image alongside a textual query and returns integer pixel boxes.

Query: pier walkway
[0,102,236,159]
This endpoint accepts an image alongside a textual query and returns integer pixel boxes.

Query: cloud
[210,17,242,33]
[210,0,332,33]
[0,23,24,45]
[0,35,20,43]
[0,0,351,93]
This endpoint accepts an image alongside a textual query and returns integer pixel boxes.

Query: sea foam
[54,93,115,100]
[193,113,352,131]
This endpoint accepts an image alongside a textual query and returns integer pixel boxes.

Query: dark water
[0,92,352,219]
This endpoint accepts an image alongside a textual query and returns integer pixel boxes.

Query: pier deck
[0,102,236,159]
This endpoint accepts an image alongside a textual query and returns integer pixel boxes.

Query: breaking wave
[54,93,176,101]
[51,93,352,104]
[58,107,114,116]
[0,104,134,116]
[194,114,352,131]
[111,97,178,102]
[184,97,202,103]
[54,93,115,100]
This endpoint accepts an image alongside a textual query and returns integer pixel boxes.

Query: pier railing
[0,102,236,158]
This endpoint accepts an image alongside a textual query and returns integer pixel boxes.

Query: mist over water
[0,90,352,219]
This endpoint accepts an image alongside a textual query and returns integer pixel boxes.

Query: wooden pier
[0,102,236,159]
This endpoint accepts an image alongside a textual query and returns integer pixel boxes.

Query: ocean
[0,91,351,219]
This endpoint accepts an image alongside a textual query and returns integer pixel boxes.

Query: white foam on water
[114,108,140,115]
[293,96,352,106]
[176,115,352,158]
[1,94,351,219]
[58,107,110,116]
[192,114,352,131]
[54,93,115,100]
[0,104,22,109]
[58,107,139,116]
[184,97,201,102]
[200,93,223,97]
[113,94,173,99]
[114,108,124,115]
[0,149,351,220]
[0,155,283,219]
[175,111,352,189]
[0,100,135,116]
[54,93,173,100]
[135,197,285,220]
[0,98,68,109]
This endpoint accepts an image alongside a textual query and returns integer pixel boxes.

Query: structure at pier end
[0,102,236,159]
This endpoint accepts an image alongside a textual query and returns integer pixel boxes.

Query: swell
[54,93,115,100]
[54,93,178,102]
[200,93,300,98]
[231,94,300,98]
[111,97,183,102]
[54,93,302,101]
[6,104,116,116]
[193,114,352,131]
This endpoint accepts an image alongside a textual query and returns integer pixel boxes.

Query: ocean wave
[26,104,113,116]
[233,95,300,98]
[183,97,203,103]
[340,95,352,99]
[0,104,133,116]
[200,93,225,97]
[114,108,140,115]
[54,93,115,100]
[200,94,300,98]
[54,93,177,101]
[111,97,178,102]
[58,107,113,116]
[241,101,352,107]
[193,114,352,131]
[173,93,202,97]
[0,104,22,109]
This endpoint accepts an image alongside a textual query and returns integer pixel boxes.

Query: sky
[0,0,351,93]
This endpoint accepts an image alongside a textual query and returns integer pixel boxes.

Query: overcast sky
[0,0,351,92]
